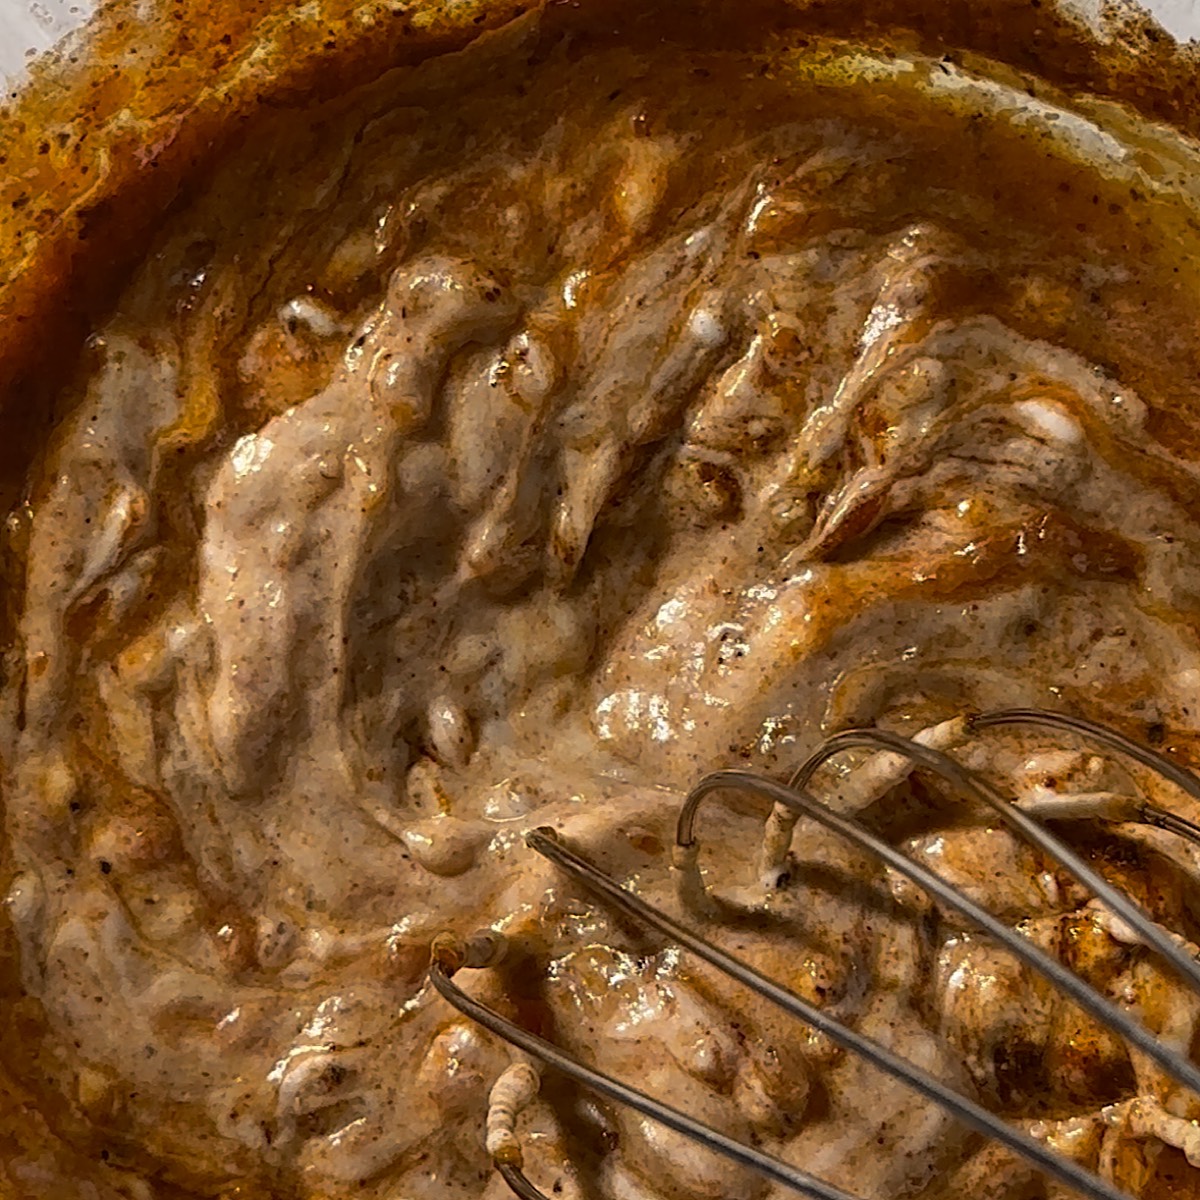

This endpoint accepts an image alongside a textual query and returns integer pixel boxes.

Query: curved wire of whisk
[430,922,864,1200]
[430,708,1200,1200]
[970,707,1200,845]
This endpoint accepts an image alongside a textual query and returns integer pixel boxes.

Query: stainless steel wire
[429,708,1200,1200]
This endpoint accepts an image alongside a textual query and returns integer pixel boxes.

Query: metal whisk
[429,709,1200,1200]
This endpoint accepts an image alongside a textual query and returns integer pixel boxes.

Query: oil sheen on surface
[7,1,1200,1198]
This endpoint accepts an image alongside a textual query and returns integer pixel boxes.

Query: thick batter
[6,2,1200,1197]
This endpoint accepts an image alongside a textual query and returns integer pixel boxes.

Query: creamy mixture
[8,6,1200,1199]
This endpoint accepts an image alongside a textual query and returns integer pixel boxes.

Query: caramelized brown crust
[4,0,1200,415]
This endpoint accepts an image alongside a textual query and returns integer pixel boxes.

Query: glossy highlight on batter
[7,1,1200,1197]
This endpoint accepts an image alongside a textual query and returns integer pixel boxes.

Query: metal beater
[429,709,1200,1200]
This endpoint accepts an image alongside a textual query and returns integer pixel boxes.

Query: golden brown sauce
[8,2,1200,1198]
